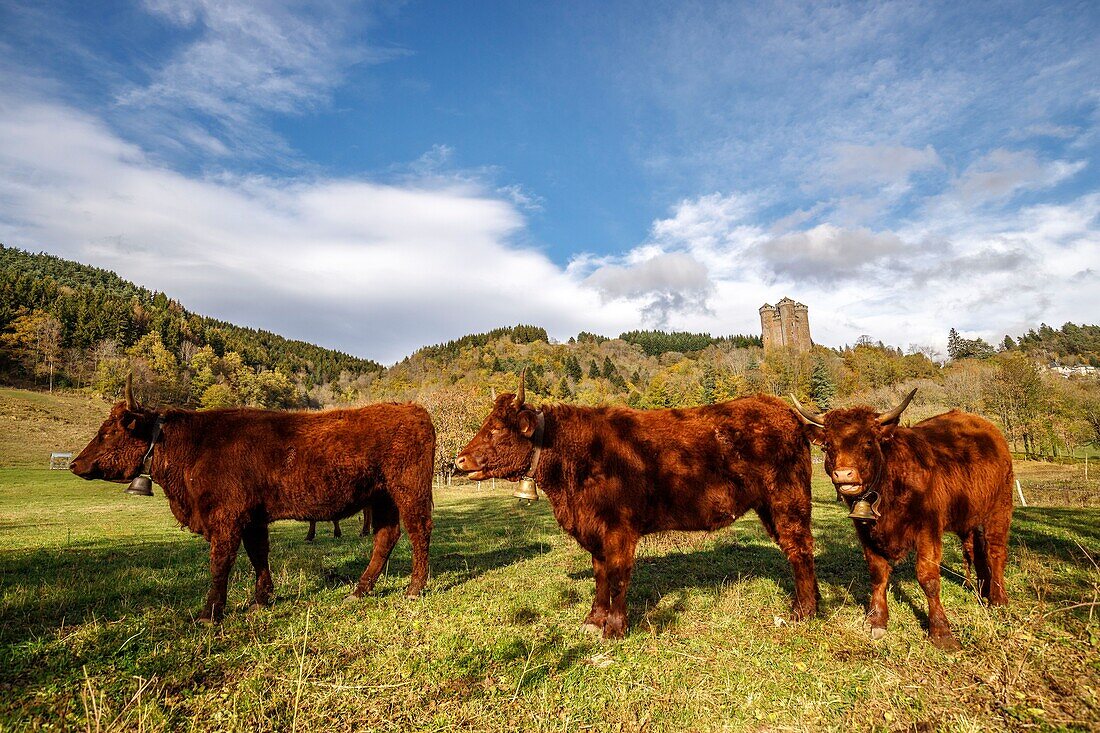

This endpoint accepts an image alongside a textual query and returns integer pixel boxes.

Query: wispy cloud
[0,98,640,362]
[948,149,1087,205]
[113,0,403,164]
[608,0,1097,229]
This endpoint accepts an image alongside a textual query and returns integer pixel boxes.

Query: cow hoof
[403,587,424,598]
[342,592,362,604]
[870,626,887,641]
[931,634,961,652]
[247,602,269,614]
[195,616,216,626]
[789,605,817,622]
[580,622,603,638]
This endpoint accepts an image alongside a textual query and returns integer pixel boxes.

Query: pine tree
[588,360,600,379]
[947,328,961,360]
[557,376,573,399]
[699,363,718,405]
[808,356,837,410]
[564,355,582,381]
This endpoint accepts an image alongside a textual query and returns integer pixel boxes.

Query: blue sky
[1,0,1097,363]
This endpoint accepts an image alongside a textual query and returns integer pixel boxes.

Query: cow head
[70,374,160,483]
[790,389,916,497]
[455,369,539,481]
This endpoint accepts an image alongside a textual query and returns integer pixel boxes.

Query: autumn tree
[983,352,1044,454]
[0,309,64,389]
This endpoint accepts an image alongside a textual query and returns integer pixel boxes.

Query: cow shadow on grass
[549,500,868,633]
[0,493,561,647]
[555,499,1017,636]
[0,538,213,648]
[321,492,560,594]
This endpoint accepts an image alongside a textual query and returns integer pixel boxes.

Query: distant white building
[1047,364,1100,378]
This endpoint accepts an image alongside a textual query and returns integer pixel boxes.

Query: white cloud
[821,143,943,190]
[0,98,644,362]
[579,185,1100,353]
[583,252,714,326]
[753,224,909,283]
[949,149,1086,205]
[115,0,401,162]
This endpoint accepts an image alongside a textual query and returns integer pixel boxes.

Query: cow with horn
[790,389,1014,650]
[71,374,436,622]
[456,369,820,640]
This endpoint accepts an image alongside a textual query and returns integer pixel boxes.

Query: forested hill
[1011,323,1100,367]
[0,244,381,404]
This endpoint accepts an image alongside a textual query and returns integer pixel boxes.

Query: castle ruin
[759,297,812,352]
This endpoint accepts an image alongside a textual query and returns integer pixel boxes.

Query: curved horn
[877,387,917,425]
[490,386,497,401]
[513,367,526,408]
[789,394,825,428]
[124,372,136,410]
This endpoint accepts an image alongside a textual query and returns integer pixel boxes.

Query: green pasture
[1,468,1098,732]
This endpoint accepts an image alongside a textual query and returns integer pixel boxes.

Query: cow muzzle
[831,467,864,496]
[454,454,485,481]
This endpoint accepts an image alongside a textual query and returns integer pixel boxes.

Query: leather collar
[525,411,545,480]
[141,415,166,475]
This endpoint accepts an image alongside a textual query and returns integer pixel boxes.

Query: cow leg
[982,514,1011,607]
[305,520,317,542]
[959,531,975,591]
[400,506,432,597]
[916,535,960,651]
[347,496,401,600]
[864,546,891,640]
[392,460,435,598]
[602,532,639,640]
[971,527,993,602]
[332,520,342,539]
[758,504,819,620]
[198,526,243,622]
[242,521,273,609]
[581,554,609,636]
[360,507,372,536]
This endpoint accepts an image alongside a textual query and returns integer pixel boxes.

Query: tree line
[0,245,381,407]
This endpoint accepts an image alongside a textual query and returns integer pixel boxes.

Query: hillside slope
[0,387,110,467]
[0,244,381,397]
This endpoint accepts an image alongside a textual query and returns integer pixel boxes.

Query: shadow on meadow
[0,491,563,648]
[2,492,1095,652]
[571,499,1100,636]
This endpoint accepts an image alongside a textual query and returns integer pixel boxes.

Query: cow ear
[879,422,898,442]
[803,423,825,446]
[123,414,141,432]
[517,411,536,438]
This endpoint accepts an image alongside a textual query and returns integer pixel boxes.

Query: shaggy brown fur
[456,379,819,640]
[71,398,435,622]
[797,395,1013,650]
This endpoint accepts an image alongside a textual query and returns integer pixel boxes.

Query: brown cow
[71,376,435,622]
[305,508,372,542]
[791,389,1013,650]
[456,371,819,640]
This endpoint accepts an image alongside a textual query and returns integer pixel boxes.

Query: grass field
[1,388,1099,731]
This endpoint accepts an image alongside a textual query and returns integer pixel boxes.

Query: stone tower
[759,297,812,352]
